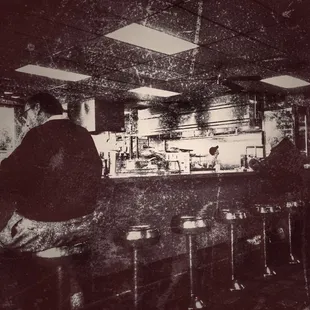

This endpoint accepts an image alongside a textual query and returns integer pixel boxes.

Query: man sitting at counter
[0,92,103,307]
[0,92,103,252]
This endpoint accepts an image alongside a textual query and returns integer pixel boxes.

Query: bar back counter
[89,170,307,308]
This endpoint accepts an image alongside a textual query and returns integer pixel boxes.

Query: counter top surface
[105,170,257,182]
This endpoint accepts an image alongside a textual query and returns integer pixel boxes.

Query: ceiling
[1,0,310,109]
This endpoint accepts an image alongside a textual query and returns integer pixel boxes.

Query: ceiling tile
[180,0,276,33]
[0,31,47,70]
[141,5,198,43]
[83,37,164,64]
[198,20,237,45]
[176,47,234,73]
[54,8,129,36]
[1,13,98,56]
[256,0,309,18]
[113,64,184,83]
[253,57,308,74]
[146,55,206,75]
[249,23,310,57]
[55,46,139,77]
[222,58,276,76]
[74,0,174,22]
[210,35,284,61]
[103,70,152,86]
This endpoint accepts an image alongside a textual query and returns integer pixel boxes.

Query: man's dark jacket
[0,119,102,223]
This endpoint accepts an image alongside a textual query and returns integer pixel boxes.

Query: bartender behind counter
[208,145,221,171]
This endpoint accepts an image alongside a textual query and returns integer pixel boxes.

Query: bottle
[103,159,109,177]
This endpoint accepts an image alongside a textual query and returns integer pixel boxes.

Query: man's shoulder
[42,119,87,131]
[38,120,94,144]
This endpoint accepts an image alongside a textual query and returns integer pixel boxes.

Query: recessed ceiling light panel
[16,65,91,82]
[261,75,310,89]
[129,86,180,97]
[105,23,198,55]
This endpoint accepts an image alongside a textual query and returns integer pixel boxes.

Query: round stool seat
[171,215,209,235]
[218,209,247,222]
[32,243,90,310]
[125,225,160,248]
[34,243,87,260]
[255,204,282,214]
[285,200,303,213]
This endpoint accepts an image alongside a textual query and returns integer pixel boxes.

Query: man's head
[209,145,219,156]
[24,93,63,129]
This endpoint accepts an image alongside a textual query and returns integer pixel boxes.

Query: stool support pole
[230,223,235,282]
[57,266,65,310]
[186,234,206,309]
[133,247,139,310]
[262,216,267,269]
[262,216,276,277]
[187,234,194,298]
[288,212,300,264]
[229,223,245,291]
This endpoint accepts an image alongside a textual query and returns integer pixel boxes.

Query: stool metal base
[188,295,206,310]
[263,266,276,277]
[230,279,245,291]
[289,254,300,265]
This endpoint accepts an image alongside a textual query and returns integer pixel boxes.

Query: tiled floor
[89,259,310,310]
[206,264,310,310]
[2,241,309,309]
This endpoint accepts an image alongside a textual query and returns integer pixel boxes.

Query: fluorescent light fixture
[129,86,180,97]
[16,65,91,82]
[105,23,198,55]
[261,75,310,89]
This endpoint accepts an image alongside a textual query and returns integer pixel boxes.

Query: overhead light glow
[129,86,180,97]
[16,65,91,82]
[105,23,198,55]
[261,75,310,89]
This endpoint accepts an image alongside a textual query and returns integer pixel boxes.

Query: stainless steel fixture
[255,204,281,277]
[171,215,210,309]
[124,225,160,310]
[218,208,247,291]
[285,200,303,264]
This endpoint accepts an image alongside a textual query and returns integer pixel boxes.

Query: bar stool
[217,208,247,291]
[171,215,210,310]
[284,200,303,264]
[124,225,160,310]
[254,204,282,277]
[33,243,89,310]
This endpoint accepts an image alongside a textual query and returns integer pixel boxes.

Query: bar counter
[92,170,298,278]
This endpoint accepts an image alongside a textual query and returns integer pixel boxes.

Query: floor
[88,234,310,310]
[88,255,310,310]
[2,237,310,309]
[205,263,310,310]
